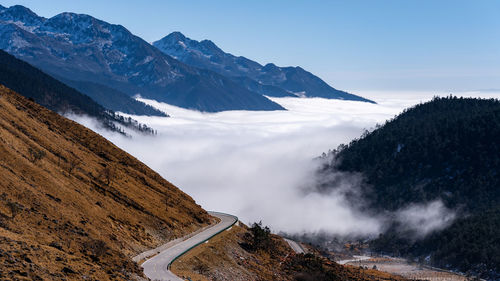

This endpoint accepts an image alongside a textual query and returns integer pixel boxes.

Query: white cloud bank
[69,90,499,237]
[396,200,457,238]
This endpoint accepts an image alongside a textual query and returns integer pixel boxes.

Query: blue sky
[1,0,499,91]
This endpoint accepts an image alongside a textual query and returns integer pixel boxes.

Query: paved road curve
[284,238,305,254]
[141,211,238,281]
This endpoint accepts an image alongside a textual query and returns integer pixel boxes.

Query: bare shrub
[7,201,24,218]
[98,164,116,186]
[82,239,108,262]
[67,154,82,176]
[28,147,46,163]
[193,261,210,275]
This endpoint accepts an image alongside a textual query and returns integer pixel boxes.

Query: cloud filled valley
[69,90,499,238]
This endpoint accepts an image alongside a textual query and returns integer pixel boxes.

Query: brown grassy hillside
[172,224,408,281]
[0,85,212,280]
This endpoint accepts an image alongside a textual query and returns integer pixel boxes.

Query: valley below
[341,256,469,281]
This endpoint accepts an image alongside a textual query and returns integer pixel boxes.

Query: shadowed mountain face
[0,49,158,134]
[154,32,374,103]
[56,78,167,116]
[0,5,284,112]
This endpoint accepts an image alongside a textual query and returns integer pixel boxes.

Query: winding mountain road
[140,211,238,281]
[284,238,305,254]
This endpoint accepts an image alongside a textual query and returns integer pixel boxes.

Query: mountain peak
[7,5,36,15]
[49,11,98,25]
[156,32,224,55]
[199,39,220,51]
[54,11,86,19]
[262,63,280,71]
[0,4,44,26]
[155,32,190,49]
[168,31,186,40]
[39,12,133,45]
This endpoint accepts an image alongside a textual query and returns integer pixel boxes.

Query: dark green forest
[319,96,500,279]
[0,50,157,135]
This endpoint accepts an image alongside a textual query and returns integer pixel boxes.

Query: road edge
[167,211,238,270]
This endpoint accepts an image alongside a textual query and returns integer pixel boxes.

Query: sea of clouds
[69,90,499,237]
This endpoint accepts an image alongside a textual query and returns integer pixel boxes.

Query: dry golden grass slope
[0,85,213,280]
[172,224,409,281]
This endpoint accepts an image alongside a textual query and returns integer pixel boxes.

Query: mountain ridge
[153,31,375,103]
[0,5,285,112]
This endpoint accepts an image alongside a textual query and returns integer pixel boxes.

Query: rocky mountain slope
[154,32,374,103]
[0,5,284,112]
[0,85,212,280]
[171,223,407,281]
[318,96,500,280]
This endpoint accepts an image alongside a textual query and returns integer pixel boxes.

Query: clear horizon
[1,0,499,92]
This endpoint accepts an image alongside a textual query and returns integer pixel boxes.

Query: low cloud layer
[68,90,498,237]
[396,200,457,238]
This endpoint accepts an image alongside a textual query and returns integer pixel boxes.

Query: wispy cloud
[396,200,457,238]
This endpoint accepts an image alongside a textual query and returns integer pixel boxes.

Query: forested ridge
[0,50,157,135]
[319,96,500,279]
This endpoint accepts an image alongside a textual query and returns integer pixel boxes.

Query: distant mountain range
[0,5,167,116]
[0,5,284,112]
[0,5,372,113]
[154,32,374,103]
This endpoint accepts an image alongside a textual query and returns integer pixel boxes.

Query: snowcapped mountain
[153,32,374,103]
[0,5,284,112]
